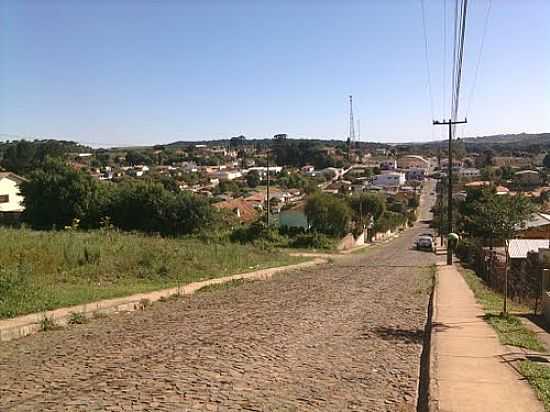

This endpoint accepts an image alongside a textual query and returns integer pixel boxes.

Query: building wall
[518,225,550,239]
[0,177,24,213]
[373,173,405,187]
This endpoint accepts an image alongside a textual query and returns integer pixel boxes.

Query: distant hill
[460,133,550,145]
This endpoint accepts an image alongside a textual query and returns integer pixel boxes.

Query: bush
[289,232,335,250]
[230,221,287,246]
[21,162,219,236]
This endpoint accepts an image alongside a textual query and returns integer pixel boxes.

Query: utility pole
[348,95,355,161]
[433,118,467,265]
[266,148,270,226]
[437,146,443,247]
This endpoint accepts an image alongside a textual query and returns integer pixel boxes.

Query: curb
[0,258,326,343]
[427,267,440,412]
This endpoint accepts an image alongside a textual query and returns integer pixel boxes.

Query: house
[279,202,309,229]
[0,172,26,219]
[405,168,426,181]
[458,168,481,180]
[245,166,283,177]
[441,158,463,169]
[379,159,397,170]
[517,213,550,239]
[397,155,430,170]
[514,170,541,187]
[213,198,259,223]
[508,239,549,260]
[493,156,532,168]
[372,172,406,188]
[213,169,242,181]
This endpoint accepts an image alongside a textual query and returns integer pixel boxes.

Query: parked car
[416,235,434,251]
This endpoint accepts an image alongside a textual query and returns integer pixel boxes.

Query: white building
[214,169,242,181]
[0,172,25,213]
[458,168,481,179]
[245,166,283,176]
[372,172,406,188]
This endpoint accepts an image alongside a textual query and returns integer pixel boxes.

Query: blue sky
[1,0,548,146]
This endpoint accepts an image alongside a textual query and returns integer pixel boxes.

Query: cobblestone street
[0,221,439,412]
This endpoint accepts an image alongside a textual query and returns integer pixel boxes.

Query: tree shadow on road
[372,326,425,344]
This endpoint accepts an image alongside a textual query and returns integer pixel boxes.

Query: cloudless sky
[1,0,549,147]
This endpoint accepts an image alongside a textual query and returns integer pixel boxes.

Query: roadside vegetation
[519,360,550,411]
[0,227,303,319]
[460,267,544,351]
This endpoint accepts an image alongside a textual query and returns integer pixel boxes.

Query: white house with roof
[372,171,406,188]
[0,172,26,213]
[458,168,481,179]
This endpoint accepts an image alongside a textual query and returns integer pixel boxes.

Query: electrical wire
[465,0,492,118]
[420,0,435,121]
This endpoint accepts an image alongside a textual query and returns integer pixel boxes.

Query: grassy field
[459,267,544,351]
[0,228,304,319]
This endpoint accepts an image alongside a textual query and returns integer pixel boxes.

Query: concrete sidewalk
[430,265,543,412]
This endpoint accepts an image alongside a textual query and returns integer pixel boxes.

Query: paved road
[0,184,440,412]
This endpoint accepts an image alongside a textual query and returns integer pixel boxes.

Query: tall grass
[0,227,302,318]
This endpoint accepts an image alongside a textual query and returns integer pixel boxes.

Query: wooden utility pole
[437,147,443,247]
[266,149,270,226]
[433,118,467,265]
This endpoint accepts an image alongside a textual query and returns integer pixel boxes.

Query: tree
[125,150,152,166]
[246,170,261,188]
[349,193,386,223]
[543,154,550,169]
[304,193,351,236]
[466,191,535,314]
[20,160,107,229]
[1,140,37,175]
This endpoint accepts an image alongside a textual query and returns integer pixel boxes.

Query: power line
[465,0,492,117]
[442,0,447,121]
[451,0,468,137]
[420,0,435,120]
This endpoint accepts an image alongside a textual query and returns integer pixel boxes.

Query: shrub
[289,232,335,250]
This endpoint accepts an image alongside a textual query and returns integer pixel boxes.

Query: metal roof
[508,239,550,259]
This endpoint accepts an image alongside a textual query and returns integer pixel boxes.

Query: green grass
[460,267,529,314]
[519,360,550,411]
[0,227,305,319]
[459,267,544,351]
[415,266,436,295]
[485,314,545,351]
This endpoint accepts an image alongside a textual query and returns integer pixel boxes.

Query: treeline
[0,140,91,176]
[20,161,218,235]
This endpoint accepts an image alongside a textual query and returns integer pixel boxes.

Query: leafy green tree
[543,154,550,169]
[304,193,351,236]
[20,160,107,229]
[108,180,171,233]
[349,193,386,222]
[462,189,534,247]
[125,150,152,166]
[246,170,261,188]
[1,140,37,175]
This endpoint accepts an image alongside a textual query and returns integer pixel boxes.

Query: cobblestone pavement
[0,223,440,412]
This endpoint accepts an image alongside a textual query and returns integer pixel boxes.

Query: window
[0,194,9,203]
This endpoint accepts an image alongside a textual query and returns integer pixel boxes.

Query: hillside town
[2,0,550,411]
